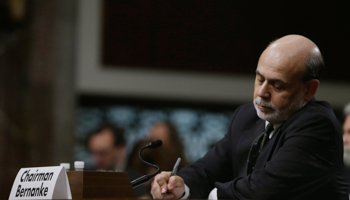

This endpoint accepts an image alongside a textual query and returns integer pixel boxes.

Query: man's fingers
[156,172,171,186]
[168,175,184,190]
[161,186,168,193]
[156,172,172,193]
[151,172,172,199]
[163,175,185,199]
[150,181,162,199]
[151,172,185,199]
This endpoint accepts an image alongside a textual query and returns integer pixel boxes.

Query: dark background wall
[102,0,350,82]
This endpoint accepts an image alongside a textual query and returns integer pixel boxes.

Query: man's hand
[151,171,185,199]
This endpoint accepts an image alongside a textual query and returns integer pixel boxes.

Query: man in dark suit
[150,35,348,199]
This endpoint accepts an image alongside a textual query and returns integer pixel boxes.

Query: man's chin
[257,112,284,124]
[257,111,274,119]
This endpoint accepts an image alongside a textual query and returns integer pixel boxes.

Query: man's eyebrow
[255,70,286,84]
[255,70,263,77]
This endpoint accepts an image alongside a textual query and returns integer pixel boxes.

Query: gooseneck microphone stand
[130,140,162,188]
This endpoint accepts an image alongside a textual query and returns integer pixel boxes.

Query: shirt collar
[265,121,282,130]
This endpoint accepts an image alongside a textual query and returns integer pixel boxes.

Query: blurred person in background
[86,123,127,171]
[343,102,350,192]
[148,121,189,170]
[127,121,188,198]
[87,123,149,197]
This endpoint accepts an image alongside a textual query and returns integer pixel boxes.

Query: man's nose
[257,82,270,99]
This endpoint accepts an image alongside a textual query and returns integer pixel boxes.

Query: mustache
[254,97,276,110]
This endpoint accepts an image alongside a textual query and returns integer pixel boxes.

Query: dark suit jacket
[178,99,348,199]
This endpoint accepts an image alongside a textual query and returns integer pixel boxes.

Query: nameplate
[9,166,72,199]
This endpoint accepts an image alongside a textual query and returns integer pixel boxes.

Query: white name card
[9,166,72,200]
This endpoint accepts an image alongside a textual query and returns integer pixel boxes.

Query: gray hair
[303,54,325,82]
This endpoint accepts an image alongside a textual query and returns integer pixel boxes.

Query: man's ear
[304,79,319,102]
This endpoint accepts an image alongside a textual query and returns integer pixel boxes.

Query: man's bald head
[266,35,325,82]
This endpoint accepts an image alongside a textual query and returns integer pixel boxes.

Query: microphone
[145,139,163,149]
[130,140,163,188]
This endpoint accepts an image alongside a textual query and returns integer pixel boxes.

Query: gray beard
[253,89,306,123]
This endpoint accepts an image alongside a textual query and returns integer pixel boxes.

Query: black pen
[161,157,181,200]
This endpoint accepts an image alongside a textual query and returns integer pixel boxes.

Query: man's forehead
[255,69,286,83]
[90,131,114,145]
[255,61,301,85]
[257,48,305,83]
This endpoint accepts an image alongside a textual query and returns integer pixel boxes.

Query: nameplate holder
[9,166,72,199]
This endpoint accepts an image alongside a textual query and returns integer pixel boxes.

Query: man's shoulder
[295,99,335,119]
[283,99,340,133]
